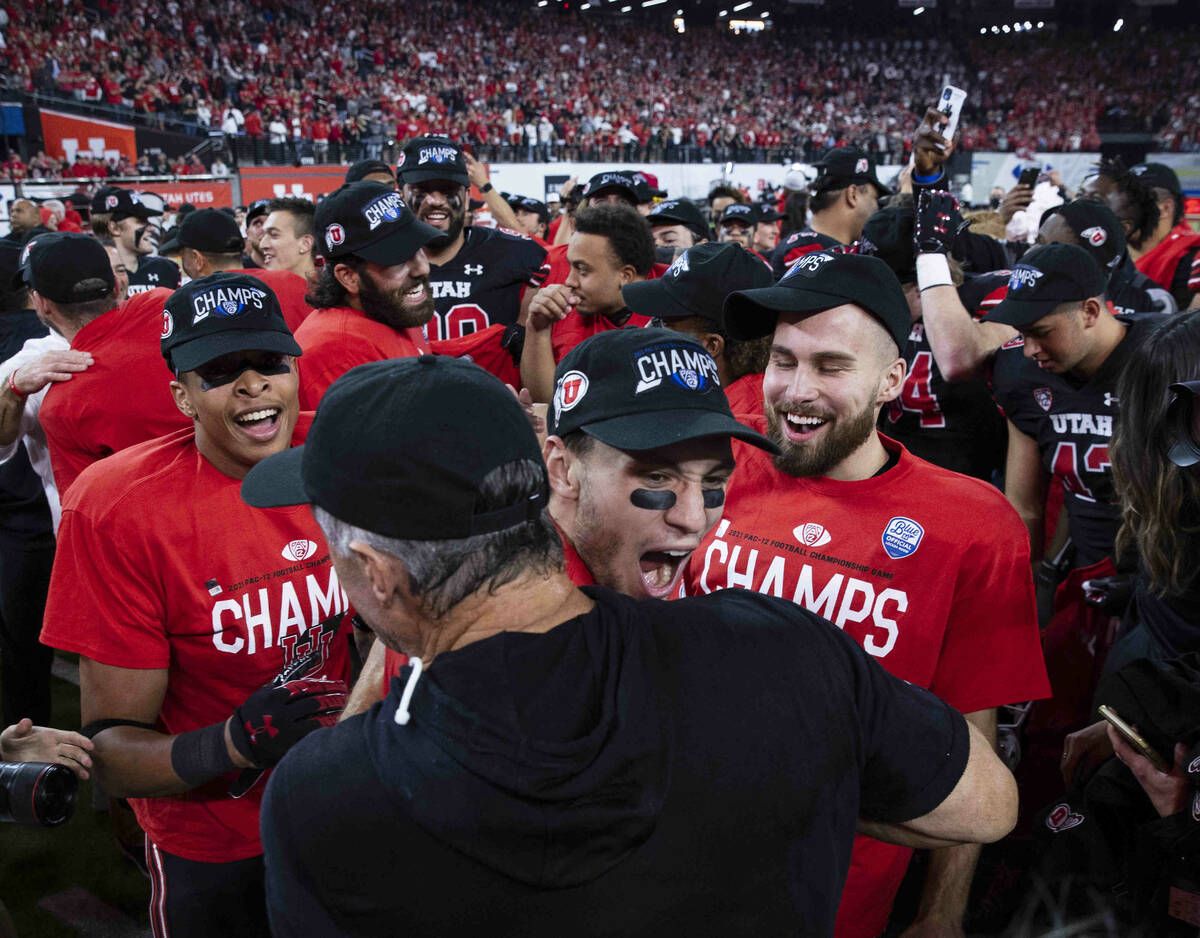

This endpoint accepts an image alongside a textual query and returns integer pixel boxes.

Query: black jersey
[879,271,1008,481]
[1108,254,1176,316]
[427,227,546,341]
[127,256,181,296]
[769,229,841,278]
[991,314,1159,568]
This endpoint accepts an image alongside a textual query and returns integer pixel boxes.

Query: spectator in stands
[4,199,46,243]
[259,197,316,283]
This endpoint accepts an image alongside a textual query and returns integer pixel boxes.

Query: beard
[766,398,878,478]
[423,210,465,252]
[358,270,434,330]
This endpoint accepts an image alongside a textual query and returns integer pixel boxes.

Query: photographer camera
[0,719,93,826]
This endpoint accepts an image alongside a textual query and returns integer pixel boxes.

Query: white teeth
[785,414,826,427]
[661,550,690,558]
[236,408,279,424]
[406,285,425,296]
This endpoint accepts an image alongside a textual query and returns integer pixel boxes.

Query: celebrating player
[106,189,181,296]
[686,251,1050,938]
[40,272,351,936]
[259,196,317,283]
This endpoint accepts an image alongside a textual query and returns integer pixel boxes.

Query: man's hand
[915,190,964,255]
[912,107,955,177]
[998,184,1034,224]
[0,719,95,779]
[8,350,95,397]
[228,678,347,769]
[1108,727,1191,819]
[507,385,547,441]
[558,175,578,200]
[1061,719,1113,787]
[464,151,490,190]
[527,283,574,333]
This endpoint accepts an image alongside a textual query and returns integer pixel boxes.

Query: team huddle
[2,116,1200,938]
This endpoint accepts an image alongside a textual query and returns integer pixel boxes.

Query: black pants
[0,536,54,728]
[146,841,270,937]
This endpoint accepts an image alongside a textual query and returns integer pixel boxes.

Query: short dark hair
[265,197,315,238]
[50,290,118,326]
[572,205,655,276]
[809,176,851,214]
[707,185,743,205]
[305,255,368,309]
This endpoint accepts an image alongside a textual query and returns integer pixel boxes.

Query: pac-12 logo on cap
[191,284,268,325]
[782,251,835,281]
[281,539,318,562]
[881,516,924,560]
[161,310,173,339]
[552,370,589,425]
[1081,226,1107,247]
[633,341,719,395]
[855,157,869,174]
[325,223,346,250]
[363,192,407,231]
[1008,265,1044,291]
[666,251,690,278]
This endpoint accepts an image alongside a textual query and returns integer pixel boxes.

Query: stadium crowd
[2,0,1199,170]
[2,6,1200,937]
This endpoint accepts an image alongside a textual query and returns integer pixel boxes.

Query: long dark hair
[1111,310,1200,595]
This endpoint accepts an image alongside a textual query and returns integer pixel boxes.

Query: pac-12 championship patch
[1044,802,1084,833]
[282,539,319,562]
[631,341,719,395]
[1034,387,1053,412]
[793,522,831,548]
[881,516,924,560]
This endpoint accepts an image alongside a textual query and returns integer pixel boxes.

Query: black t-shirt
[880,272,1008,480]
[1108,254,1176,316]
[427,227,547,341]
[991,314,1159,567]
[126,255,181,295]
[262,586,969,937]
[0,309,52,540]
[769,228,841,278]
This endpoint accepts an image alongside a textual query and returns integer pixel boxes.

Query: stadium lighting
[913,6,924,15]
[620,4,631,9]
[1013,23,1021,31]
[718,9,728,16]
[979,27,986,34]
[643,0,667,6]
[759,9,769,16]
[580,1,590,6]
[991,25,999,34]
[676,7,683,11]
[1023,21,1032,29]
[732,1,753,10]
[1037,21,1044,28]
[1113,18,1124,31]
[1001,24,1010,33]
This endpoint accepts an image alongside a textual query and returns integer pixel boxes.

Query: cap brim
[621,278,709,323]
[586,185,638,203]
[348,218,444,265]
[169,330,303,373]
[158,234,184,255]
[114,207,161,221]
[722,284,850,340]
[580,408,779,454]
[241,445,310,507]
[397,168,469,187]
[983,297,1062,329]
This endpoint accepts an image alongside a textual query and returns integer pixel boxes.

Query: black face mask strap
[629,488,725,510]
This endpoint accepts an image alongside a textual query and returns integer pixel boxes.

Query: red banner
[40,109,138,163]
[238,166,349,204]
[137,180,234,208]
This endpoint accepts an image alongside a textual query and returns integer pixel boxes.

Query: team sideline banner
[136,179,234,208]
[238,165,348,203]
[40,108,138,163]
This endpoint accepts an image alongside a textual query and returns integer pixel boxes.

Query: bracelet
[170,721,236,788]
[912,170,944,185]
[7,371,26,398]
[480,182,494,194]
[916,253,954,291]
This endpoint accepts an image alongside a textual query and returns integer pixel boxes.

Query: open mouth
[403,283,428,305]
[422,210,449,226]
[234,407,282,441]
[781,412,830,442]
[638,548,692,598]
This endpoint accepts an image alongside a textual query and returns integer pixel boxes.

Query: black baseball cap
[12,233,116,304]
[246,199,271,223]
[723,251,909,352]
[1049,200,1126,271]
[581,171,639,205]
[511,195,550,223]
[549,327,777,453]
[241,356,549,540]
[90,185,123,216]
[1167,380,1200,468]
[815,146,888,195]
[161,272,301,373]
[106,188,161,221]
[720,203,783,227]
[159,208,245,256]
[631,171,667,202]
[395,136,469,187]
[1130,162,1182,200]
[623,242,774,325]
[313,181,442,264]
[647,199,710,243]
[985,243,1107,329]
[859,205,917,282]
[345,158,395,184]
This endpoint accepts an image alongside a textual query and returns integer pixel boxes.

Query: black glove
[914,189,965,255]
[228,677,347,768]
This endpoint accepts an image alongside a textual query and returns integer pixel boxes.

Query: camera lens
[0,762,79,827]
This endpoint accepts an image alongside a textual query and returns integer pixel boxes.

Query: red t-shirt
[294,305,431,410]
[41,415,352,863]
[724,372,763,417]
[550,308,655,363]
[429,322,520,387]
[41,288,190,497]
[237,268,312,333]
[684,424,1050,938]
[1134,224,1200,294]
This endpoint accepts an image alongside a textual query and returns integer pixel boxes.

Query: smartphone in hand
[936,85,967,145]
[1098,704,1172,773]
[1017,166,1041,189]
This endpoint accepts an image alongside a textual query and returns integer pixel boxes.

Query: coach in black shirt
[244,357,1018,938]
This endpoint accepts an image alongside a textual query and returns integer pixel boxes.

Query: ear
[1079,296,1105,328]
[877,355,907,405]
[699,331,724,360]
[299,233,315,257]
[617,264,639,286]
[348,541,406,608]
[170,378,196,419]
[333,262,361,295]
[844,185,860,210]
[543,436,581,501]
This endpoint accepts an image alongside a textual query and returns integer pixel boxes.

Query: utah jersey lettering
[127,255,181,296]
[427,227,546,340]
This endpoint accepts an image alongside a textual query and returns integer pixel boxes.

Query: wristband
[916,253,953,291]
[171,721,236,788]
[480,182,493,194]
[7,371,26,398]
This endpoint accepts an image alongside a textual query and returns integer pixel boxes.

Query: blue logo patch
[632,341,720,395]
[881,516,924,560]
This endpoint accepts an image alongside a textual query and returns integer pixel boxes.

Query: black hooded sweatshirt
[262,586,969,937]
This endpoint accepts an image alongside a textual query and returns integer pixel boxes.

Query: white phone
[936,85,967,145]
